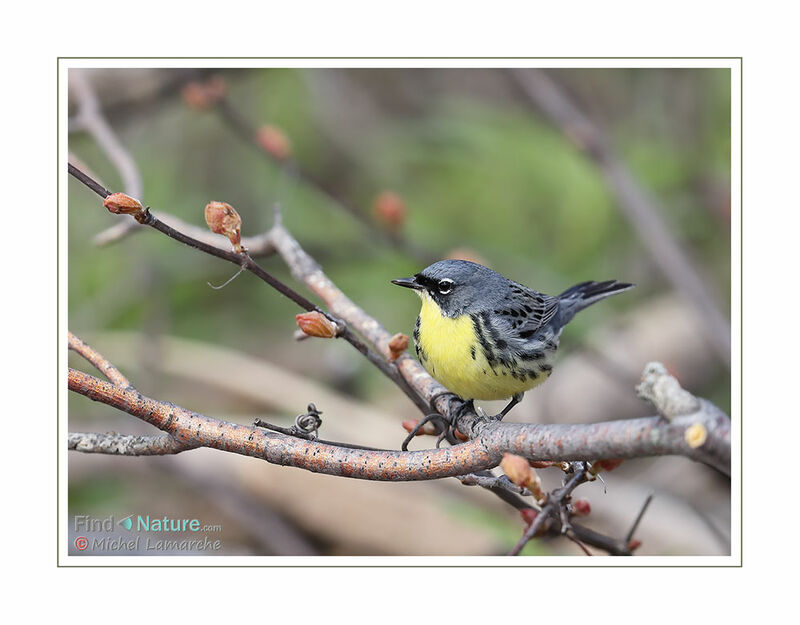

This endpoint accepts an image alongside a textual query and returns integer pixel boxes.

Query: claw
[402,397,473,450]
[401,413,449,451]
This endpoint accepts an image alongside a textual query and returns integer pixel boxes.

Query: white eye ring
[438,279,454,295]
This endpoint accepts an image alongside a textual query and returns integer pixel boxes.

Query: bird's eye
[437,278,454,295]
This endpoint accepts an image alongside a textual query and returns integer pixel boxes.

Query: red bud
[256,125,292,160]
[592,458,624,473]
[401,419,437,436]
[570,499,591,517]
[501,453,532,488]
[295,312,338,339]
[295,311,338,339]
[520,508,538,528]
[181,76,226,111]
[387,333,409,361]
[104,193,145,222]
[204,201,243,252]
[372,191,406,229]
[626,539,642,551]
[501,453,545,502]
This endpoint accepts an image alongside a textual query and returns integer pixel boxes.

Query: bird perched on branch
[393,260,633,443]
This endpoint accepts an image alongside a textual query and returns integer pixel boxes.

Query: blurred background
[67,67,731,556]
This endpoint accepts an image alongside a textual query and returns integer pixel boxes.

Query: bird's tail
[556,280,635,326]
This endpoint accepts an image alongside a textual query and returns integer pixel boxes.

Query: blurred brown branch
[70,70,143,200]
[70,70,147,247]
[508,68,731,368]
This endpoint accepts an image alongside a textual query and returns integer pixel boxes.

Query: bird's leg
[430,390,465,444]
[401,394,473,450]
[448,398,474,437]
[434,398,476,447]
[490,392,524,421]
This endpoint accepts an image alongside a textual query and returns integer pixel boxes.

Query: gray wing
[476,283,559,362]
[499,283,559,339]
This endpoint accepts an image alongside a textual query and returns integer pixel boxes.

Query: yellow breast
[414,293,550,401]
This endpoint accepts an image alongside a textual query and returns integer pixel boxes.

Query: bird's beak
[391,276,422,290]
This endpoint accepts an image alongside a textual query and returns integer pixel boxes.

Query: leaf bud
[295,311,338,339]
[204,201,243,252]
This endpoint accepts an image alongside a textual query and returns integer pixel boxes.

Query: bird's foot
[401,413,454,451]
[401,396,473,451]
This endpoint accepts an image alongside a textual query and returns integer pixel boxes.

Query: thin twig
[565,530,593,556]
[459,472,532,497]
[68,330,132,389]
[625,493,654,544]
[252,418,388,452]
[508,465,590,556]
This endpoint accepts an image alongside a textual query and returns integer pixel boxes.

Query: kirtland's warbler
[392,260,633,423]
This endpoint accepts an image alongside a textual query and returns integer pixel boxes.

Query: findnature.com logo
[71,514,223,554]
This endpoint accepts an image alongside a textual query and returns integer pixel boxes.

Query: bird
[392,260,634,433]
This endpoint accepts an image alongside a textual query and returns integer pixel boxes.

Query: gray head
[392,260,510,317]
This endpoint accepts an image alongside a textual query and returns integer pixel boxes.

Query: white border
[59,57,741,567]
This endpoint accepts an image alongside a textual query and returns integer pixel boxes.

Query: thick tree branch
[69,365,729,477]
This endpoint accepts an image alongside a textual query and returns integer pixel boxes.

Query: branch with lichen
[68,431,193,456]
[69,360,727,477]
